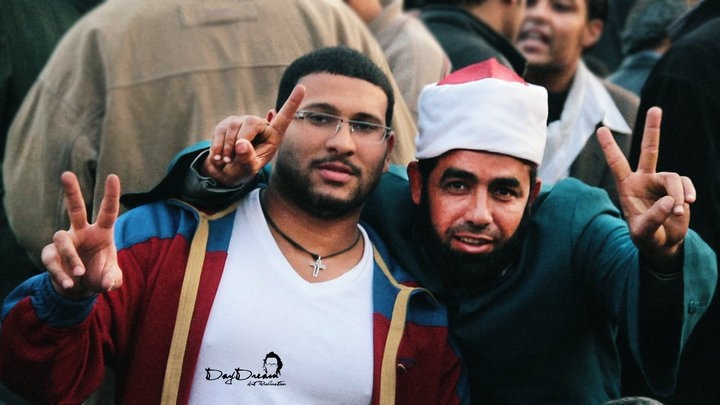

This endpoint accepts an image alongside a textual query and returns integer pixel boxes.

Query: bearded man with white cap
[99,58,716,403]
[362,58,716,403]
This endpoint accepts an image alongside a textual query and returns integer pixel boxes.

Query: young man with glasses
[0,47,468,404]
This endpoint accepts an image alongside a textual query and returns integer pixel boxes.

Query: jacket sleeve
[0,274,109,403]
[568,181,717,395]
[0,205,162,403]
[120,141,269,211]
[634,231,718,394]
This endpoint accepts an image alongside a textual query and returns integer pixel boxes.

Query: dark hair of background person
[584,0,638,73]
[620,0,688,55]
[587,0,609,22]
[276,46,395,127]
[583,0,609,58]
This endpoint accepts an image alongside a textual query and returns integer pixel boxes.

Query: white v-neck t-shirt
[189,189,374,404]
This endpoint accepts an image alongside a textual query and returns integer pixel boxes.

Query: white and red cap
[415,58,548,166]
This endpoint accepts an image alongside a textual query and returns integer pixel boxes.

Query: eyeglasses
[294,110,392,143]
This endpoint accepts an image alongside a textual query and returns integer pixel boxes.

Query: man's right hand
[42,172,122,299]
[204,84,305,187]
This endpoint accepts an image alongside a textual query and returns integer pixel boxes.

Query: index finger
[61,172,89,231]
[265,84,305,136]
[95,174,120,230]
[636,106,662,174]
[597,126,632,183]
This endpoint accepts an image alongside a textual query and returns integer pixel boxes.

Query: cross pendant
[310,256,327,278]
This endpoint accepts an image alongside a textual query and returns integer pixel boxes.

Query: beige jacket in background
[369,0,451,122]
[3,0,417,265]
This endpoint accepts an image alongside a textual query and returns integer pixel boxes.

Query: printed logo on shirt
[203,351,287,387]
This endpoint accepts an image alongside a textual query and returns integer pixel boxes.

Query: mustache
[310,156,362,176]
[449,222,493,236]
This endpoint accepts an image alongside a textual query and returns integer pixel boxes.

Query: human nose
[332,119,345,135]
[465,190,493,225]
[326,118,357,153]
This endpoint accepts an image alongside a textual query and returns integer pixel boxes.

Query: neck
[525,62,577,94]
[262,187,362,240]
[260,188,364,282]
[467,4,504,37]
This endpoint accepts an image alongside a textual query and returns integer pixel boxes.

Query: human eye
[304,112,336,126]
[349,120,382,134]
[491,185,523,202]
[488,177,523,200]
[495,188,518,198]
[552,0,575,12]
[442,180,469,195]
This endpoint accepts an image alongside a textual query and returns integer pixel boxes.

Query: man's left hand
[597,106,695,271]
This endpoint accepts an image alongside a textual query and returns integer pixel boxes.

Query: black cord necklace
[260,197,362,277]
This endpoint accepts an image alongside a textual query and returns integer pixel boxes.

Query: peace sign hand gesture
[597,107,696,271]
[202,85,305,187]
[42,172,123,299]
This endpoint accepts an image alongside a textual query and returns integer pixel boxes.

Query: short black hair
[620,0,688,54]
[276,46,395,127]
[587,0,608,23]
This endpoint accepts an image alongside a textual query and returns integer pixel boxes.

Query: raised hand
[203,84,305,186]
[42,172,123,299]
[597,106,696,270]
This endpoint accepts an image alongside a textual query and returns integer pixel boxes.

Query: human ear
[407,161,423,206]
[581,19,604,49]
[529,179,542,204]
[382,133,395,173]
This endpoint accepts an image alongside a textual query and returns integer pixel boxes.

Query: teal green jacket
[363,170,716,404]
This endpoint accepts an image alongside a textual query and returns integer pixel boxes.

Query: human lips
[316,161,357,183]
[517,26,550,51]
[452,233,495,254]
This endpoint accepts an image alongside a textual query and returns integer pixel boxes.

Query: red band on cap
[437,58,527,86]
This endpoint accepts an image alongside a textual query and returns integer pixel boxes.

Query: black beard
[271,153,383,219]
[416,199,529,294]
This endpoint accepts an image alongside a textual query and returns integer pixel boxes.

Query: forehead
[432,150,532,183]
[297,73,388,118]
